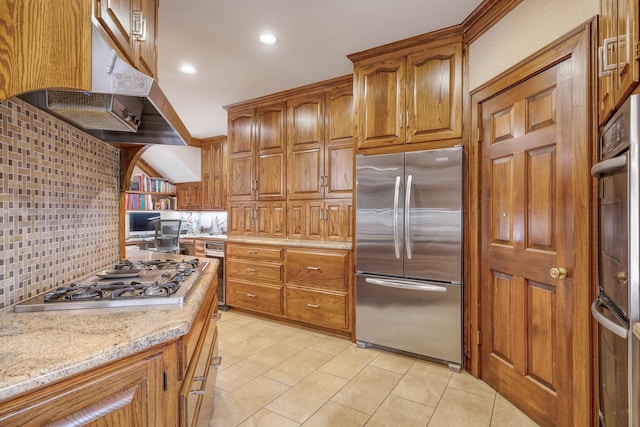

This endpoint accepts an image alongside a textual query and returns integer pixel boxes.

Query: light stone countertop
[0,253,218,402]
[634,323,640,340]
[127,234,352,250]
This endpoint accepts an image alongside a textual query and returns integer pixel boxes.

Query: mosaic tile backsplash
[0,98,121,309]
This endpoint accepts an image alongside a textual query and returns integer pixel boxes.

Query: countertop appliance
[13,259,208,312]
[355,146,463,371]
[591,94,640,427]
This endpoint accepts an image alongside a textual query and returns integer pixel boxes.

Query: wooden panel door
[94,0,136,63]
[406,41,462,143]
[256,202,286,238]
[614,0,639,106]
[355,57,405,149]
[479,61,585,426]
[228,109,255,201]
[134,0,157,78]
[325,200,352,241]
[287,202,306,239]
[325,84,354,198]
[256,103,286,200]
[288,93,325,200]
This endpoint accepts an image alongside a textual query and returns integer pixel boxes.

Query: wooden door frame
[466,19,598,426]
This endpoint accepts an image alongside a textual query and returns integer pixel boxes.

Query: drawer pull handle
[212,312,221,320]
[247,250,258,254]
[246,293,256,298]
[210,356,222,366]
[306,266,320,271]
[190,390,206,395]
[193,376,206,382]
[307,303,320,308]
[246,268,257,273]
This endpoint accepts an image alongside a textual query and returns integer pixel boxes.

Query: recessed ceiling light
[258,33,277,46]
[178,64,197,74]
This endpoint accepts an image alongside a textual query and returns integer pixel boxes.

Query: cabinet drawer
[227,244,283,261]
[227,280,283,315]
[227,259,282,282]
[285,286,348,329]
[285,250,348,290]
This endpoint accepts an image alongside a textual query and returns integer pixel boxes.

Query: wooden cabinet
[228,202,286,237]
[195,239,206,257]
[228,103,286,202]
[0,349,166,426]
[201,136,227,211]
[177,182,202,210]
[226,243,284,315]
[287,83,354,200]
[94,0,159,78]
[598,0,639,125]
[288,199,352,241]
[225,243,353,336]
[351,35,463,150]
[178,290,220,427]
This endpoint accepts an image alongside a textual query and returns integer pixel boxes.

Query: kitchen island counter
[0,252,219,402]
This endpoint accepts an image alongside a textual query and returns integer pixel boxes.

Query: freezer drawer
[355,274,462,365]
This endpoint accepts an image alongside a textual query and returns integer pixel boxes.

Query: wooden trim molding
[462,0,524,44]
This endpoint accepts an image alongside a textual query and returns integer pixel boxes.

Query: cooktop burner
[13,258,209,312]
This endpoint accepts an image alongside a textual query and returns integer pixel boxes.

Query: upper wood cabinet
[352,35,463,150]
[201,136,227,211]
[228,103,287,202]
[598,0,639,125]
[176,182,201,210]
[94,0,159,78]
[287,83,354,200]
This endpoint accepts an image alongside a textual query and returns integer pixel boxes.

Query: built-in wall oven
[205,240,227,310]
[591,94,640,427]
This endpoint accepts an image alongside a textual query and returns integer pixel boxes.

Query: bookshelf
[125,175,177,211]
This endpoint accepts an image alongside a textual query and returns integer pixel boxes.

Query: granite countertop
[634,323,640,340]
[0,252,218,402]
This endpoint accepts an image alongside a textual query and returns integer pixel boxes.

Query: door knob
[615,271,628,284]
[549,267,568,279]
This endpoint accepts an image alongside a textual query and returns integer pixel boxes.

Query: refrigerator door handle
[405,174,413,259]
[365,277,447,292]
[591,299,628,339]
[393,176,401,259]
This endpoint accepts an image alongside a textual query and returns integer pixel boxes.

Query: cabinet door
[94,0,136,64]
[288,94,325,200]
[256,202,286,238]
[0,352,165,426]
[134,0,157,78]
[227,202,255,236]
[614,0,639,106]
[355,57,405,149]
[228,109,255,201]
[256,103,286,200]
[201,143,213,210]
[202,140,226,210]
[325,199,352,241]
[325,84,354,198]
[305,201,325,240]
[406,41,463,143]
[598,0,617,125]
[287,202,306,239]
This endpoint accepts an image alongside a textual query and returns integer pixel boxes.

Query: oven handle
[590,155,627,177]
[591,299,628,339]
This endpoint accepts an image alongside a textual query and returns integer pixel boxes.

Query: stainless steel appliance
[205,240,227,310]
[355,146,463,370]
[591,94,640,427]
[13,259,208,312]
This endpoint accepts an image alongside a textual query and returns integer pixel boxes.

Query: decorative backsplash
[0,98,121,309]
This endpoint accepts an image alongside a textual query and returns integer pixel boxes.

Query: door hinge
[476,330,481,345]
[477,128,482,142]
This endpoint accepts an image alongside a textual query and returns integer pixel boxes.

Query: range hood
[19,26,191,146]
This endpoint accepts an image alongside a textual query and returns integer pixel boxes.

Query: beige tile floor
[206,310,539,427]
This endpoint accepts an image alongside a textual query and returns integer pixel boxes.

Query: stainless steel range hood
[19,26,191,146]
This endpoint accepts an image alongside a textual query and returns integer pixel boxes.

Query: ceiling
[156,0,485,140]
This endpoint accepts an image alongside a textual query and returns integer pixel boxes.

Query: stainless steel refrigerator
[355,146,463,370]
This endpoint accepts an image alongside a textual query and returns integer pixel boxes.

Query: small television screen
[128,212,161,237]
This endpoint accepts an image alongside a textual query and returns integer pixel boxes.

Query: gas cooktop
[13,258,209,312]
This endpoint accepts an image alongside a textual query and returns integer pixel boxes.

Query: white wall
[469,0,599,90]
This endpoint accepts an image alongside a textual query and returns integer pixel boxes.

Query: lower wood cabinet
[225,243,352,336]
[0,270,221,427]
